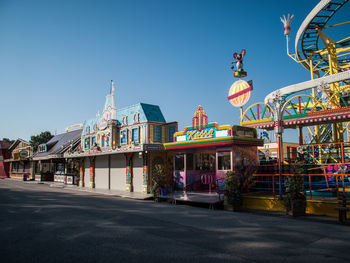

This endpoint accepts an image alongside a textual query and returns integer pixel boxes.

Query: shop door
[110,154,126,191]
[133,154,143,193]
[95,156,109,189]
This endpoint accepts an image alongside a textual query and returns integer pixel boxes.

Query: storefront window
[35,162,40,173]
[186,153,194,170]
[12,162,19,172]
[56,163,65,174]
[24,162,31,173]
[195,153,215,171]
[154,126,162,142]
[168,126,176,142]
[175,154,184,171]
[132,128,139,143]
[84,137,90,149]
[218,151,231,170]
[120,130,128,144]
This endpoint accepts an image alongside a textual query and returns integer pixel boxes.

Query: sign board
[175,125,230,143]
[19,150,29,159]
[143,144,164,151]
[186,127,215,141]
[232,125,256,138]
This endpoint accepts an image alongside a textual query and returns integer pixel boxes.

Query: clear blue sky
[1,0,349,142]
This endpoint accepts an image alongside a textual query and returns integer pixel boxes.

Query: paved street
[1,179,350,263]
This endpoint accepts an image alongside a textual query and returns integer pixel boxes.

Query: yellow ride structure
[241,0,350,164]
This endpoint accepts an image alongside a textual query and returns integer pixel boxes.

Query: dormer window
[86,126,90,134]
[38,144,47,153]
[133,112,140,124]
[122,116,128,126]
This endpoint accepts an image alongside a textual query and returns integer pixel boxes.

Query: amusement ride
[229,0,350,198]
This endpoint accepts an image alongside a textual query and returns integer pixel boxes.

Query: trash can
[22,175,27,181]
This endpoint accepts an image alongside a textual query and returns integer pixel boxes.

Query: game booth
[164,106,263,193]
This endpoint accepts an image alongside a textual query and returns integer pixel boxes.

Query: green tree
[30,131,53,152]
[2,138,14,144]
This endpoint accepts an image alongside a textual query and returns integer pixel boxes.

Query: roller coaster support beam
[317,28,344,143]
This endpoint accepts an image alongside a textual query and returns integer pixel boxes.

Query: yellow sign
[187,129,214,140]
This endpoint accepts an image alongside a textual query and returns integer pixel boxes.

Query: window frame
[168,126,176,142]
[154,126,162,142]
[120,129,128,145]
[217,151,231,171]
[131,127,140,143]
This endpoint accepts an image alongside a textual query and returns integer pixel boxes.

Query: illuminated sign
[186,128,215,141]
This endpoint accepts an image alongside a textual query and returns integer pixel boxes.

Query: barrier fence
[253,164,350,200]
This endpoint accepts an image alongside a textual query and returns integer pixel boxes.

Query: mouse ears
[233,50,246,58]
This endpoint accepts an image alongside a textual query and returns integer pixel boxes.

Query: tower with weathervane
[81,80,118,152]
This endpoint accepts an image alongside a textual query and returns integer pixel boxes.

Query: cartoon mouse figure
[231,49,246,72]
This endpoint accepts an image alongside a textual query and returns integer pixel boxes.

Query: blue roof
[82,115,101,135]
[116,103,166,124]
[81,103,166,134]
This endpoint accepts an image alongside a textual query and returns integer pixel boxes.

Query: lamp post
[269,91,284,200]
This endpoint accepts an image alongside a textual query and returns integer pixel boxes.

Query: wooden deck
[162,191,223,207]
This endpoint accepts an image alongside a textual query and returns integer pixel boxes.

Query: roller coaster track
[295,0,349,74]
[242,0,350,148]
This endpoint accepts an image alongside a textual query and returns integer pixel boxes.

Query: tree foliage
[151,157,167,199]
[30,131,53,152]
[2,138,14,145]
[284,164,306,212]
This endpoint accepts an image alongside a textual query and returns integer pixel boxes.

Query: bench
[335,194,350,223]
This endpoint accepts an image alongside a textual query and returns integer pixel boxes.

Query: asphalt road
[1,179,350,263]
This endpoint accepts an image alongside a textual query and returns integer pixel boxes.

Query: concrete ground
[1,179,350,263]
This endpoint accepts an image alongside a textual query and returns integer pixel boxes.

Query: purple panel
[174,170,186,190]
[185,170,216,192]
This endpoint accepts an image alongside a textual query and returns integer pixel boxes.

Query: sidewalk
[54,182,153,200]
[3,178,153,200]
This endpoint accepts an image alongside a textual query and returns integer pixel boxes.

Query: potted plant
[225,169,255,211]
[225,171,242,211]
[151,158,167,202]
[284,165,306,216]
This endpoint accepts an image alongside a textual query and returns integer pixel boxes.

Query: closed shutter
[110,154,126,191]
[95,156,109,189]
[132,154,143,193]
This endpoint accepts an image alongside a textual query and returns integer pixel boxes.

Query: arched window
[133,112,140,124]
[122,116,128,126]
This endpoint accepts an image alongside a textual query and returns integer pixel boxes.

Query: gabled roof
[116,103,166,125]
[32,129,82,160]
[140,103,166,123]
[8,139,30,151]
